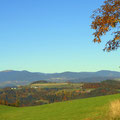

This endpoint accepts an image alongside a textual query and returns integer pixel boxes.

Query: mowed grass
[30,83,83,88]
[31,82,68,87]
[0,94,120,120]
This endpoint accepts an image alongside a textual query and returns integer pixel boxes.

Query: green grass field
[0,94,120,120]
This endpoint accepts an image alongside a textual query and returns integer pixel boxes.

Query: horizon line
[0,69,120,73]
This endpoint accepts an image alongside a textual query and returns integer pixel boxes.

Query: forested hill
[0,70,120,87]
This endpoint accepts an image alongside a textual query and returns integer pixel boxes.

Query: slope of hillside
[0,94,120,120]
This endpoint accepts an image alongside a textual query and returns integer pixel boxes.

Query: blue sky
[0,0,120,73]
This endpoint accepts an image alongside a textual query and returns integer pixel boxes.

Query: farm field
[0,93,120,120]
[30,82,69,88]
[30,82,83,88]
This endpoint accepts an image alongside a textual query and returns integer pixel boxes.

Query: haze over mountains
[0,70,120,87]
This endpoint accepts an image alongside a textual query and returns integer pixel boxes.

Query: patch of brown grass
[109,99,120,120]
[84,118,92,120]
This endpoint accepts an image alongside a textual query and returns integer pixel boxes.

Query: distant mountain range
[0,70,120,87]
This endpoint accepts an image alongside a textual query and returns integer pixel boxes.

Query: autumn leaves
[91,0,120,51]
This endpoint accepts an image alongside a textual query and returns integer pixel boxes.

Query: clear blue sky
[0,0,120,73]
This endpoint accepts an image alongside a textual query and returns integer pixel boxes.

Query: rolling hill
[0,93,120,120]
[0,70,120,87]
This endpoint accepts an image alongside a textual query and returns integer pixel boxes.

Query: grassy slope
[0,94,120,120]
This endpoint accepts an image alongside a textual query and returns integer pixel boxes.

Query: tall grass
[108,99,120,120]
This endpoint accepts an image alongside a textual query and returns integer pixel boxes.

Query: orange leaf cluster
[91,0,120,51]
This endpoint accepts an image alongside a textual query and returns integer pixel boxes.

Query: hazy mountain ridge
[0,70,120,87]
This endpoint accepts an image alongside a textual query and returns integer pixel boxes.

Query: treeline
[83,80,120,89]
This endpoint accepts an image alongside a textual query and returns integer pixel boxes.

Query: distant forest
[0,80,120,107]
